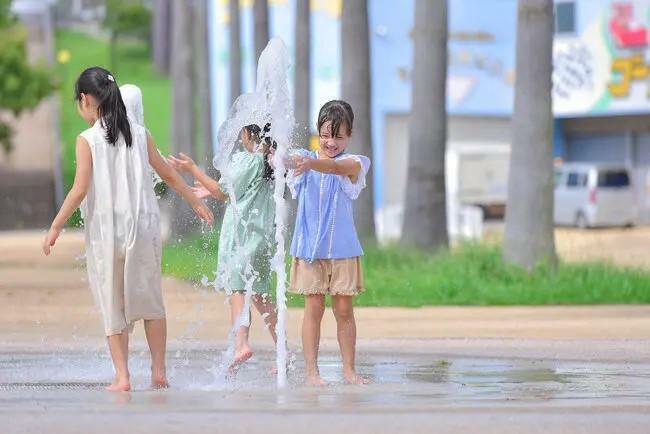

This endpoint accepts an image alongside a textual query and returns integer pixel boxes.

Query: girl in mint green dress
[168,124,278,368]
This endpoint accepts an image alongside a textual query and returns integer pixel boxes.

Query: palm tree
[229,0,242,104]
[170,0,196,236]
[152,0,171,74]
[253,0,269,67]
[194,0,216,178]
[401,0,449,250]
[294,0,311,149]
[503,0,557,269]
[341,0,375,241]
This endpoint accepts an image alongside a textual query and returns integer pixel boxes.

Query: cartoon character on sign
[607,53,650,97]
[609,2,648,48]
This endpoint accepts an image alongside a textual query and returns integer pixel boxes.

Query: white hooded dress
[80,96,165,336]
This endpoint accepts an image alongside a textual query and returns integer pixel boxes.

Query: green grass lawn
[55,29,171,225]
[162,231,650,307]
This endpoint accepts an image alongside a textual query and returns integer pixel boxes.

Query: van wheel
[575,212,589,230]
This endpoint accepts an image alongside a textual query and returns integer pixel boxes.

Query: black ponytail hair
[243,122,276,181]
[74,66,132,147]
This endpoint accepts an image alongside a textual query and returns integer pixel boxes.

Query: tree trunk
[401,0,449,250]
[194,0,215,177]
[229,0,242,105]
[109,30,117,72]
[341,0,376,241]
[253,0,269,68]
[170,0,196,237]
[503,0,557,269]
[294,0,311,149]
[152,0,171,75]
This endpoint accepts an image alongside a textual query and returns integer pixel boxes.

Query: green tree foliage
[104,0,151,38]
[104,0,152,69]
[0,0,57,155]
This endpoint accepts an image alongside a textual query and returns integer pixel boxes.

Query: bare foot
[267,352,295,376]
[151,371,169,389]
[344,373,370,385]
[105,378,131,392]
[305,374,328,387]
[229,346,253,371]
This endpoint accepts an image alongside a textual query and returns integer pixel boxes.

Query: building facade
[208,0,650,235]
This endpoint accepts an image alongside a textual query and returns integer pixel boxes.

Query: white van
[554,163,637,228]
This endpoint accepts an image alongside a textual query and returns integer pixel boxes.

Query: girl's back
[81,121,159,241]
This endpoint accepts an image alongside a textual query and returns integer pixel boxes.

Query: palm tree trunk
[503,0,557,269]
[152,0,171,75]
[401,0,448,250]
[294,0,311,149]
[253,0,269,67]
[341,0,376,241]
[194,0,215,176]
[170,0,196,237]
[229,0,242,105]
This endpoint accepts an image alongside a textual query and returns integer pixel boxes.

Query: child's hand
[168,152,196,173]
[192,200,214,226]
[42,226,61,256]
[191,181,212,199]
[293,156,313,176]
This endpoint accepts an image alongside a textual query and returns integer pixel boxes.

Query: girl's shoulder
[232,150,262,163]
[231,150,264,172]
[78,122,101,146]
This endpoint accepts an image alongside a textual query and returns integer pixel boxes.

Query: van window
[554,170,563,186]
[567,172,586,187]
[597,170,630,187]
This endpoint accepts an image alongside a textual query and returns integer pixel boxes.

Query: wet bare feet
[229,345,253,371]
[344,372,370,385]
[305,374,328,387]
[105,376,131,392]
[268,351,295,376]
[151,369,169,389]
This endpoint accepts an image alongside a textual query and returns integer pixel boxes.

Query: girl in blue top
[288,100,370,386]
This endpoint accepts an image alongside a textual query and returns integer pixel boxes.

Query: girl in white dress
[42,67,213,391]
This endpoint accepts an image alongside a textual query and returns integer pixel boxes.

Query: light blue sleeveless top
[288,150,371,261]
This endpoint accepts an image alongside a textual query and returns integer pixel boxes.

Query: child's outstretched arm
[147,133,214,225]
[167,153,228,201]
[42,136,92,255]
[294,155,361,181]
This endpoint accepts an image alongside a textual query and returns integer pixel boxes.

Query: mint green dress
[216,151,275,294]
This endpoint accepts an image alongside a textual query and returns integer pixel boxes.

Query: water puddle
[1,350,648,410]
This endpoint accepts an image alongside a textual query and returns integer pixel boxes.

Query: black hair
[74,66,132,147]
[243,122,276,181]
[317,100,354,138]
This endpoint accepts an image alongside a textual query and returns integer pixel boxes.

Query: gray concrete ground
[1,229,650,433]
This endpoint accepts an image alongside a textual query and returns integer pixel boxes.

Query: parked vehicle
[554,163,636,228]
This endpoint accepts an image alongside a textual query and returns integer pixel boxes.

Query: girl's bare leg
[332,295,368,385]
[303,294,327,386]
[230,292,253,367]
[106,330,130,391]
[251,294,278,343]
[144,318,168,388]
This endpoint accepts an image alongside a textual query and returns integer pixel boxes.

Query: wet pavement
[1,349,649,433]
[2,231,650,432]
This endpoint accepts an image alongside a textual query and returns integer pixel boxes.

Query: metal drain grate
[0,382,106,391]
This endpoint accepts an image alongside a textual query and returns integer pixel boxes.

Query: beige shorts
[288,257,365,296]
